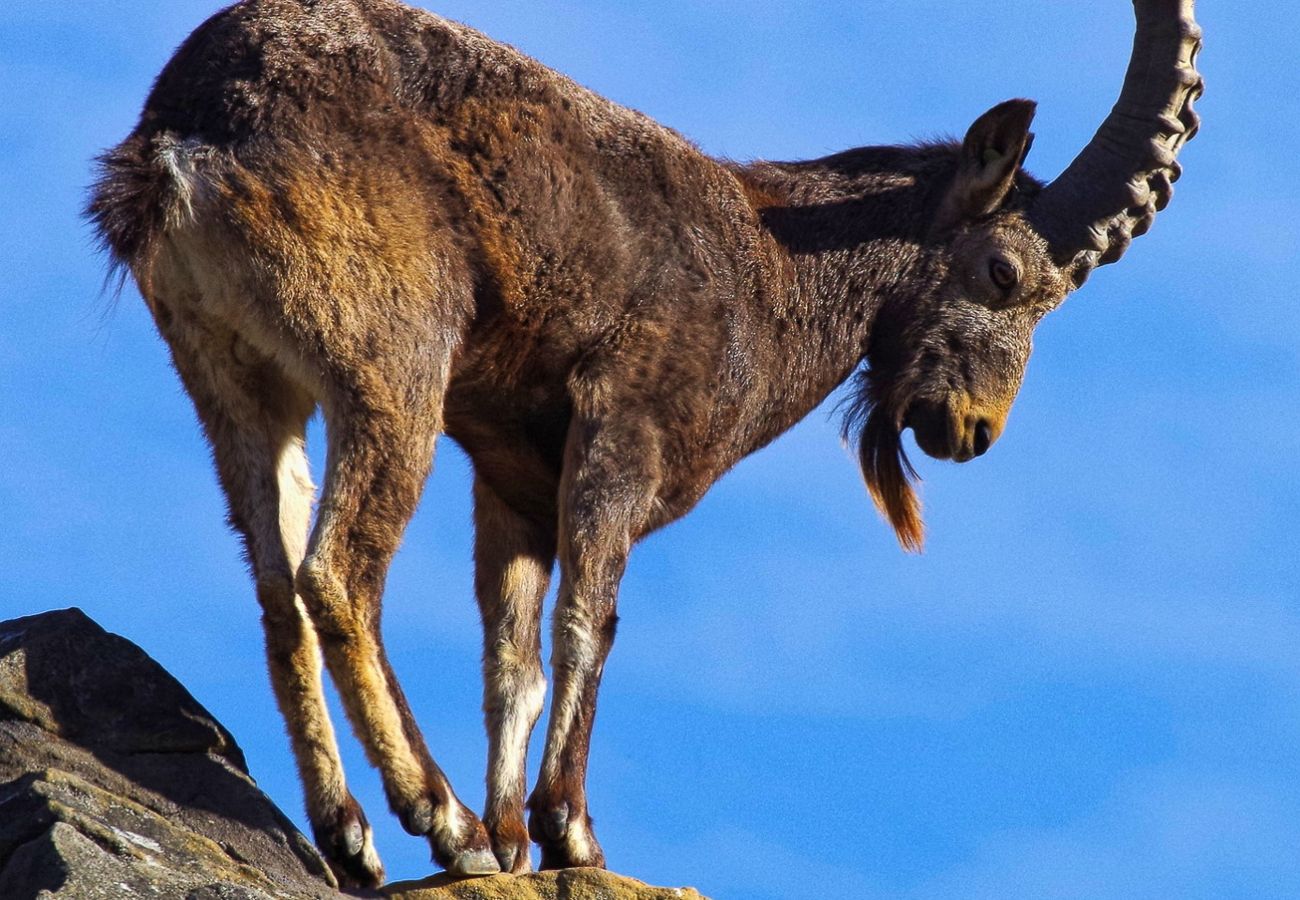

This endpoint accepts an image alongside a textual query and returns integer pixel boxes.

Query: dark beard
[841,368,924,552]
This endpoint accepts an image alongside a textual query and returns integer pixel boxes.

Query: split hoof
[312,796,384,889]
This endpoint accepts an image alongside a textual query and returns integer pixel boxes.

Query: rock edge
[0,609,707,900]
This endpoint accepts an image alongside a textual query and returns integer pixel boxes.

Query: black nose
[973,419,993,457]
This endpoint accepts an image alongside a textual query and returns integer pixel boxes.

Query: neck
[724,143,955,436]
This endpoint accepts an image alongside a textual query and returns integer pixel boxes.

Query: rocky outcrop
[0,608,338,899]
[0,609,706,900]
[386,869,705,899]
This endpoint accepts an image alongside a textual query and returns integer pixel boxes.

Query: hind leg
[295,361,497,876]
[473,479,554,873]
[138,134,492,877]
[151,297,383,888]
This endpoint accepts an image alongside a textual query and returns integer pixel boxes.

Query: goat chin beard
[859,406,924,553]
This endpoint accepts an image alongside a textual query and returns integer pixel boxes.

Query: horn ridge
[1030,0,1203,281]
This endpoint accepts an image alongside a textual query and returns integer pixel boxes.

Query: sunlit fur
[85,0,1196,881]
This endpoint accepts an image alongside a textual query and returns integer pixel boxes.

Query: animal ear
[934,99,1036,233]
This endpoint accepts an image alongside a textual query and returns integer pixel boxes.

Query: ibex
[88,0,1202,885]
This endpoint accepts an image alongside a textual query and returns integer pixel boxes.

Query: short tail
[86,131,200,289]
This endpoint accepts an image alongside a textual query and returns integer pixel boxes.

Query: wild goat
[88,0,1202,886]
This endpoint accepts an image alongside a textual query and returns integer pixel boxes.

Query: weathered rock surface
[0,608,338,899]
[384,869,705,900]
[0,609,707,900]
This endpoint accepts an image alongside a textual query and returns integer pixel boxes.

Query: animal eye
[988,258,1019,291]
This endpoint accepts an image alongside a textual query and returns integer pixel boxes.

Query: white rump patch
[156,135,211,228]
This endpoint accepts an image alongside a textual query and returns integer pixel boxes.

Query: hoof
[538,839,605,872]
[486,816,534,874]
[529,803,604,871]
[427,807,500,877]
[313,796,385,889]
[446,846,501,876]
[493,842,532,875]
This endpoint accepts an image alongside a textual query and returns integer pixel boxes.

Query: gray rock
[0,608,340,900]
[0,609,707,900]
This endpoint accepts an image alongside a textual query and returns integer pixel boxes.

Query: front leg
[473,479,555,873]
[528,416,660,870]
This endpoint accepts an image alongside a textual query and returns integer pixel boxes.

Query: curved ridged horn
[1029,0,1203,282]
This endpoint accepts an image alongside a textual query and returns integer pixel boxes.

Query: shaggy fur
[87,0,1200,885]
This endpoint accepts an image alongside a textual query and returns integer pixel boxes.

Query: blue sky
[2,2,1297,897]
